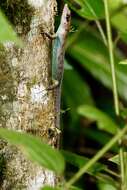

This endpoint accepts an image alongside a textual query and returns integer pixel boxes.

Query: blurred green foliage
[62,0,127,189]
[0,9,22,45]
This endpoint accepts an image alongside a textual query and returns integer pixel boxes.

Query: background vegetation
[62,0,127,189]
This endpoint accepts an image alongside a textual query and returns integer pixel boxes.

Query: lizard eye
[66,14,70,22]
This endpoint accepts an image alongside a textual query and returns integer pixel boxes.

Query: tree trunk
[0,0,59,189]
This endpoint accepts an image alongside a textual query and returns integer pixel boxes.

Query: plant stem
[124,152,127,188]
[104,0,125,189]
[119,142,125,186]
[103,0,119,115]
[105,168,120,178]
[65,125,127,188]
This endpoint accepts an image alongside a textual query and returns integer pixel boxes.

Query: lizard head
[60,4,71,33]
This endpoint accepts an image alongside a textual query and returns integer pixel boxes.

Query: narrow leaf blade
[77,105,118,134]
[0,10,23,46]
[41,186,61,190]
[61,150,106,175]
[66,0,105,20]
[0,128,65,173]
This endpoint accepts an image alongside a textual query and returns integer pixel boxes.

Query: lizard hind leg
[47,79,59,91]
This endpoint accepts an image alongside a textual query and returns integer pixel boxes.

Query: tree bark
[0,0,59,189]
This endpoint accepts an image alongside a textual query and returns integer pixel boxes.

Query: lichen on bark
[0,0,59,189]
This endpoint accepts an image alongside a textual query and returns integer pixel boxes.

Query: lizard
[44,4,71,133]
[51,4,71,131]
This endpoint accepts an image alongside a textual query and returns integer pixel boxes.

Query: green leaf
[108,0,123,12]
[109,153,127,165]
[112,12,127,34]
[0,128,65,173]
[120,107,127,119]
[69,186,83,190]
[66,0,105,20]
[64,68,94,107]
[83,128,118,152]
[119,59,127,65]
[111,6,127,43]
[61,150,106,175]
[64,60,73,70]
[109,154,120,165]
[67,28,127,101]
[62,150,117,187]
[77,105,118,134]
[41,186,61,190]
[41,186,82,190]
[0,10,23,46]
[97,182,117,190]
[63,67,94,128]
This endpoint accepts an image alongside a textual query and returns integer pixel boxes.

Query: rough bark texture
[0,0,59,189]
